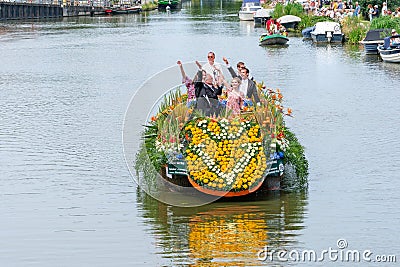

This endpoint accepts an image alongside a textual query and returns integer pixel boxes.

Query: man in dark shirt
[372,5,380,19]
[194,71,223,116]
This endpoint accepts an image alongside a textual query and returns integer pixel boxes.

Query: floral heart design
[182,117,268,193]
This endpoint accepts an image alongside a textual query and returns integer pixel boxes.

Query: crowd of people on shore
[177,52,261,117]
[271,0,400,21]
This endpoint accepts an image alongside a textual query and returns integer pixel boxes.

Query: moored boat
[112,5,142,14]
[259,33,289,46]
[360,29,391,54]
[253,8,273,25]
[104,7,113,15]
[310,22,344,43]
[238,0,262,21]
[277,15,301,30]
[158,0,180,10]
[377,35,400,63]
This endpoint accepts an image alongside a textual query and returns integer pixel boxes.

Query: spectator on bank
[382,2,388,16]
[310,0,316,14]
[372,4,380,18]
[368,4,374,21]
[353,2,360,17]
[337,0,344,12]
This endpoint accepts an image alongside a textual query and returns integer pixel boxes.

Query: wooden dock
[0,2,105,20]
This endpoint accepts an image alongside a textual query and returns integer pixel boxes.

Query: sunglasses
[208,55,214,58]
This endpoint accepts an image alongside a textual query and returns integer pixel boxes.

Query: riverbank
[0,1,157,20]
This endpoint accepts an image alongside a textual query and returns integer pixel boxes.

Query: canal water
[1,1,400,266]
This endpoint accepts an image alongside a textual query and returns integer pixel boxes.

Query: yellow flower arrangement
[182,117,268,192]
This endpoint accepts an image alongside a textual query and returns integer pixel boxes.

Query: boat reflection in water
[137,190,308,266]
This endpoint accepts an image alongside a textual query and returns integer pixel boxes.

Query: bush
[370,16,400,32]
[341,16,368,44]
[297,15,334,30]
[272,3,304,18]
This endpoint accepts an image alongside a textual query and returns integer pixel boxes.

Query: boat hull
[254,16,268,24]
[281,21,298,29]
[161,161,284,197]
[112,7,142,14]
[259,34,289,46]
[364,43,380,54]
[378,47,400,63]
[360,40,384,54]
[239,11,255,21]
[311,33,344,43]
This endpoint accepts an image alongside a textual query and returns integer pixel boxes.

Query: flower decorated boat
[135,69,308,199]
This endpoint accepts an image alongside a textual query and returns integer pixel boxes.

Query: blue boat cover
[384,37,391,49]
[364,29,391,41]
[242,0,260,5]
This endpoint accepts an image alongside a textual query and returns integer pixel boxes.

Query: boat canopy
[364,29,391,41]
[254,8,273,18]
[277,15,301,24]
[242,0,261,6]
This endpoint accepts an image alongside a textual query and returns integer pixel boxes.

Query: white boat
[310,22,344,43]
[239,0,262,21]
[277,15,301,29]
[378,36,400,63]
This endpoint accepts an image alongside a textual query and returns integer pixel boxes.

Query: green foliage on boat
[281,127,308,190]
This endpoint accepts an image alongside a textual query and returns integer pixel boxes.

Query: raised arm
[223,57,238,78]
[177,60,186,80]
